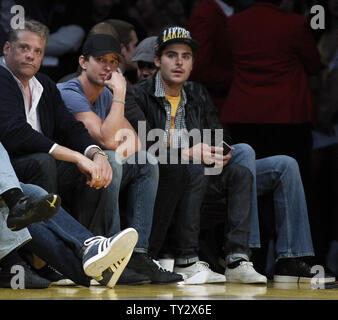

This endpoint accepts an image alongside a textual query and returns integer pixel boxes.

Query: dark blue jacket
[0,65,97,156]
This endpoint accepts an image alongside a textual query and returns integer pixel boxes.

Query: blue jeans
[58,150,158,251]
[119,151,159,252]
[230,143,314,260]
[102,150,158,251]
[21,183,92,287]
[207,163,253,265]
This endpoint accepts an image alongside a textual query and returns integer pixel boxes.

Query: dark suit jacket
[0,65,97,156]
[221,2,321,124]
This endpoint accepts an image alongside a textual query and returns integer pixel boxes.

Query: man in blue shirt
[58,33,182,285]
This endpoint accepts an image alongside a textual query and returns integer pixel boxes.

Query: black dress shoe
[7,194,61,231]
[0,260,51,289]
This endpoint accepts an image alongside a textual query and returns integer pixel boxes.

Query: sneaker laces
[83,236,110,254]
[238,261,253,269]
[192,261,212,272]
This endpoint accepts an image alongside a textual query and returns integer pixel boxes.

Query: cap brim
[132,53,155,63]
[90,50,123,62]
[158,38,199,53]
[90,49,119,57]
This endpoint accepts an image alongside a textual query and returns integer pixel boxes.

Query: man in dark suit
[221,0,321,192]
[0,19,117,237]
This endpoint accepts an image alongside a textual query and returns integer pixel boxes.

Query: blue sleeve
[57,84,92,115]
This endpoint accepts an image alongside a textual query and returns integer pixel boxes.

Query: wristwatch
[91,150,108,160]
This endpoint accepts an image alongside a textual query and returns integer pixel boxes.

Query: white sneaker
[174,261,226,284]
[225,261,267,284]
[82,228,138,287]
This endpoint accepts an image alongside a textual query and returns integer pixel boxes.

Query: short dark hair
[104,19,135,48]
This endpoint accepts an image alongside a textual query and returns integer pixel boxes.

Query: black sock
[227,258,247,269]
[1,188,25,210]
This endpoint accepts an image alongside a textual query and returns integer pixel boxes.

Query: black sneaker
[274,258,336,283]
[35,264,65,283]
[128,253,183,284]
[0,260,51,289]
[116,267,151,285]
[91,266,150,287]
[7,194,61,231]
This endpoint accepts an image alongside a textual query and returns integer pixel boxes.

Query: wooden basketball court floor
[1,280,338,300]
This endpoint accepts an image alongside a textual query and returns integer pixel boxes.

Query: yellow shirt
[166,94,181,146]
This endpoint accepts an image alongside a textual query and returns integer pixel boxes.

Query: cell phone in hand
[217,141,232,155]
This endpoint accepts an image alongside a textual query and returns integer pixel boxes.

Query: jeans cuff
[225,253,249,266]
[175,256,199,265]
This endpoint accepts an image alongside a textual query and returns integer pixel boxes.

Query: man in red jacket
[188,0,253,112]
[188,0,236,113]
[221,0,321,192]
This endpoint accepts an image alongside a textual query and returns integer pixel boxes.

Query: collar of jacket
[146,72,195,112]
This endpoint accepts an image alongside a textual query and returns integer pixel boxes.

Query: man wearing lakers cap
[132,25,266,284]
[132,25,334,285]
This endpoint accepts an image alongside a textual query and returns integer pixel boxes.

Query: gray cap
[132,36,157,63]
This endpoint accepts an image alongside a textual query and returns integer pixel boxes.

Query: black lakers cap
[155,26,199,55]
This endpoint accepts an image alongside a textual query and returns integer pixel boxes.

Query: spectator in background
[74,0,116,34]
[105,19,139,83]
[221,0,321,196]
[127,0,188,37]
[131,36,158,82]
[88,21,120,40]
[188,0,254,115]
[181,0,204,19]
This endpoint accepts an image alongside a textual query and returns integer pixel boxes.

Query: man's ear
[154,55,161,68]
[3,41,10,57]
[120,43,127,58]
[79,55,87,70]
